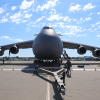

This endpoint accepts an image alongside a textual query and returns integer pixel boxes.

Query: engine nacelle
[92,49,100,57]
[77,46,86,55]
[0,49,4,56]
[10,46,19,54]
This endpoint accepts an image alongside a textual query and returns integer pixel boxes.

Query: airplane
[0,26,100,64]
[1,26,100,90]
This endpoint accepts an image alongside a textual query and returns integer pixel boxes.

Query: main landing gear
[34,60,59,66]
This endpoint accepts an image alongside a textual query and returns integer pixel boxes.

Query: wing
[0,40,34,56]
[0,40,34,50]
[62,40,100,57]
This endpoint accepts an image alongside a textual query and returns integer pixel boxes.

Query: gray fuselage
[32,26,63,60]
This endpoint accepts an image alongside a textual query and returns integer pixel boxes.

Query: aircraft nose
[33,28,63,59]
[33,32,63,59]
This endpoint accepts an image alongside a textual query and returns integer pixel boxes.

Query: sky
[0,0,100,57]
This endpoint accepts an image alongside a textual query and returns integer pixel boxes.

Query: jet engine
[0,49,4,56]
[10,46,19,54]
[77,46,86,55]
[92,49,100,57]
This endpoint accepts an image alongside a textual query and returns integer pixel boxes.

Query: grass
[98,65,100,67]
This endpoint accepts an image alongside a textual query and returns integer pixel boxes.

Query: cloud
[26,28,31,32]
[15,39,24,42]
[10,11,22,24]
[9,39,24,42]
[83,29,86,31]
[57,22,65,28]
[24,13,32,18]
[0,18,8,23]
[49,9,56,15]
[11,6,17,10]
[70,3,74,6]
[89,28,97,32]
[0,36,9,39]
[77,34,86,37]
[97,34,100,37]
[63,16,71,22]
[83,3,95,11]
[47,14,71,22]
[10,11,21,19]
[64,32,74,35]
[6,13,9,16]
[88,29,91,31]
[69,4,82,12]
[20,0,34,10]
[10,28,14,29]
[0,7,4,14]
[36,0,58,11]
[89,13,92,16]
[97,12,100,15]
[47,14,63,21]
[85,17,91,20]
[80,17,83,21]
[73,16,91,24]
[22,20,28,23]
[34,16,45,23]
[23,10,28,13]
[65,25,82,33]
[92,21,100,27]
[0,36,24,42]
[10,11,32,24]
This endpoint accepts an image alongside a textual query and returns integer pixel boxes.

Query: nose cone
[33,26,63,59]
[41,26,57,36]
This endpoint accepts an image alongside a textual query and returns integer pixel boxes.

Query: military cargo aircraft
[0,26,100,62]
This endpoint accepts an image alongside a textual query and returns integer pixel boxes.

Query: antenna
[34,34,38,36]
[58,34,63,36]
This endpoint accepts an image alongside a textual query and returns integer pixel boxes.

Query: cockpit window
[43,26,53,29]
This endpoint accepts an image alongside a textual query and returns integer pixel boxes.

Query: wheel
[48,61,50,66]
[42,61,44,66]
[51,61,53,66]
[55,60,57,63]
[45,61,47,65]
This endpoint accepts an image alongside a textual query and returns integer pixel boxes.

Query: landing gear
[42,61,44,65]
[51,61,53,66]
[48,61,50,66]
[34,59,60,66]
[45,61,47,65]
[55,60,57,63]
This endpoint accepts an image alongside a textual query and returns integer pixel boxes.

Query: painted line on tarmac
[1,68,100,71]
[46,75,50,100]
[71,69,100,71]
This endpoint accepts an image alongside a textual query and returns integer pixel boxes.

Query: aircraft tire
[42,61,44,66]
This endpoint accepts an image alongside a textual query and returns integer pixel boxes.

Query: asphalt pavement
[0,61,100,100]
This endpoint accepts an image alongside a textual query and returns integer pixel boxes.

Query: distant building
[84,56,93,61]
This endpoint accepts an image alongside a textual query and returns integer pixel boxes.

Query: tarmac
[0,61,100,100]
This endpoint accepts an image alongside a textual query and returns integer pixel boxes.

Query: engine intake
[77,46,86,55]
[92,49,100,57]
[10,46,19,54]
[0,49,4,56]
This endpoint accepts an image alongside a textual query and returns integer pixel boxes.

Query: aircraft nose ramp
[38,68,66,91]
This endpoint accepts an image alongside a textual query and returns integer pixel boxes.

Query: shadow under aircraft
[20,64,65,100]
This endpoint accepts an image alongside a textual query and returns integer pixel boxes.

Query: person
[3,59,4,64]
[60,70,65,85]
[66,58,72,76]
[33,65,38,75]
